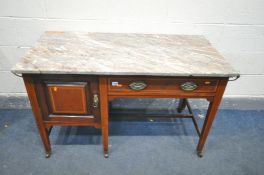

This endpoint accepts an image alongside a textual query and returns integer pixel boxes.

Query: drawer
[108,77,219,95]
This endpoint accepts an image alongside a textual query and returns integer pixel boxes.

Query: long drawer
[108,76,219,95]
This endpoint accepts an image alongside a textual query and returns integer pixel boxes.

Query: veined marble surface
[12,31,239,77]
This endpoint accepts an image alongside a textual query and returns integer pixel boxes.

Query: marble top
[12,31,239,77]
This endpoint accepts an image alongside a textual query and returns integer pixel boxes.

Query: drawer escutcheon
[129,81,147,91]
[181,82,198,91]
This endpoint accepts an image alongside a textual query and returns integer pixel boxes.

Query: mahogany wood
[47,83,88,114]
[196,79,228,157]
[34,75,100,121]
[99,76,109,158]
[23,75,52,157]
[108,94,216,101]
[108,76,219,95]
[23,74,101,157]
[22,74,228,158]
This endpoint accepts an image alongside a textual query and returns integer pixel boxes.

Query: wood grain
[47,83,88,114]
[196,79,228,156]
[99,76,109,157]
[108,76,219,96]
[22,73,229,158]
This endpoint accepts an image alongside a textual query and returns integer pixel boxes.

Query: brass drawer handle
[93,94,99,108]
[129,81,147,91]
[181,82,198,91]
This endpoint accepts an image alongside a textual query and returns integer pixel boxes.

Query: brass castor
[104,153,109,158]
[45,151,52,158]
[197,151,203,158]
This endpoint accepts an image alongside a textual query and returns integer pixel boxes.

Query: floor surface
[0,108,264,175]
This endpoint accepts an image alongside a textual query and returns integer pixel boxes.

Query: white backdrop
[0,0,264,97]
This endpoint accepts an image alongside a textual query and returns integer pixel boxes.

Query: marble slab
[12,31,239,77]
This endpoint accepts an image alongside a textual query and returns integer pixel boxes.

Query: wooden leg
[38,127,52,158]
[99,77,109,158]
[196,101,215,157]
[23,76,52,158]
[177,98,187,113]
[196,79,228,157]
[102,114,109,158]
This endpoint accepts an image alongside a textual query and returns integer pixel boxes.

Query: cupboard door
[34,75,100,123]
[47,83,88,115]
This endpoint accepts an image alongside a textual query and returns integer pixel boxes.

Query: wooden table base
[23,75,228,158]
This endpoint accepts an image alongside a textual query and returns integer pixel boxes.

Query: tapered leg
[177,98,187,113]
[23,76,52,158]
[99,77,109,158]
[196,79,228,157]
[39,128,51,158]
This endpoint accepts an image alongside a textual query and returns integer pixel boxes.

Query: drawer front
[47,83,88,114]
[108,77,219,95]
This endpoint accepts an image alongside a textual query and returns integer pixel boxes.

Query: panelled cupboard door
[47,82,89,115]
[33,75,100,122]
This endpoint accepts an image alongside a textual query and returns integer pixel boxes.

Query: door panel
[33,75,100,123]
[47,83,88,114]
